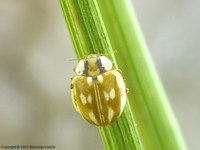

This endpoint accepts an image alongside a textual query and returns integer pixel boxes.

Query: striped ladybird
[70,54,126,126]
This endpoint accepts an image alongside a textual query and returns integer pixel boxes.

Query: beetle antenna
[67,50,117,61]
[68,55,90,61]
[67,58,80,61]
[96,50,117,56]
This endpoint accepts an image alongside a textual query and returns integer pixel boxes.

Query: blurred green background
[0,0,199,150]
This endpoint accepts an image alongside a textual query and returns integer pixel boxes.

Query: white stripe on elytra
[108,107,114,123]
[80,93,87,105]
[103,91,109,101]
[87,94,92,104]
[88,112,98,124]
[113,71,126,114]
[97,75,103,83]
[87,77,93,86]
[110,88,115,100]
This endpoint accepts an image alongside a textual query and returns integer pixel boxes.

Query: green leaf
[97,0,187,150]
[59,0,143,150]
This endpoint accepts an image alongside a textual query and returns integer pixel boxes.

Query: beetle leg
[73,67,76,72]
[126,88,129,93]
[117,69,122,73]
[70,77,75,81]
[70,83,74,89]
[112,62,115,67]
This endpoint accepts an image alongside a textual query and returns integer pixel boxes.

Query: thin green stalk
[59,0,143,150]
[97,0,187,150]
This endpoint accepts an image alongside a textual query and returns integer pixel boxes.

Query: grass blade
[59,0,143,150]
[97,0,187,150]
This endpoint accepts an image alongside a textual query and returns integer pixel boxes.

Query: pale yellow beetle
[70,54,126,126]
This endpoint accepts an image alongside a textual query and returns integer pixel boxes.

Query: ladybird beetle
[70,54,126,126]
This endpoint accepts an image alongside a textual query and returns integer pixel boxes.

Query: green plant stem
[59,0,143,150]
[97,0,187,150]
